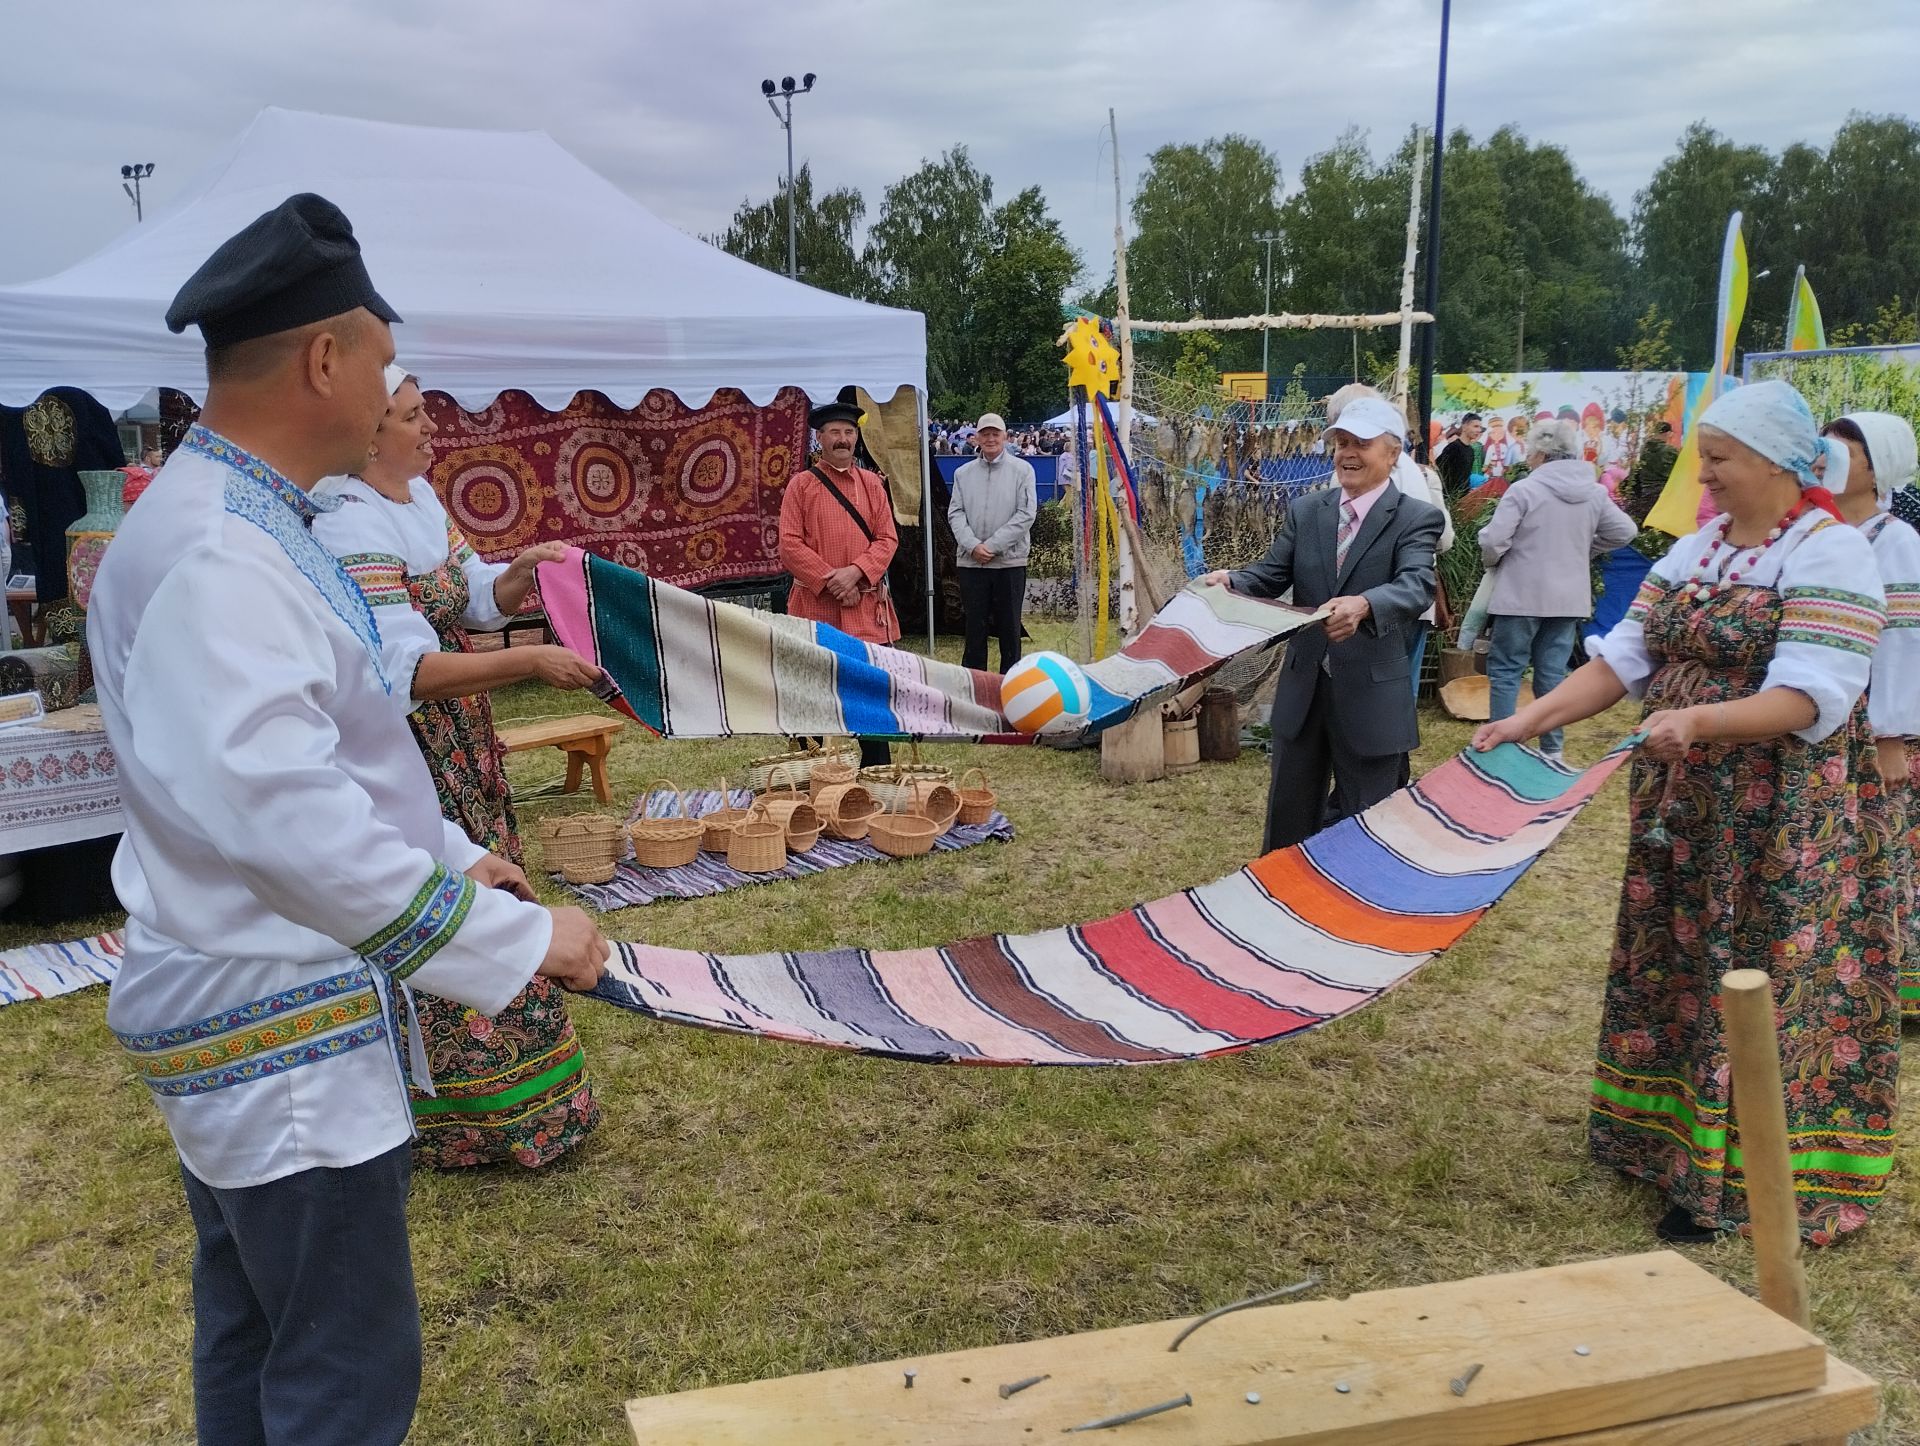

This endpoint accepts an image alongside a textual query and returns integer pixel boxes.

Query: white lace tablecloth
[0,705,122,854]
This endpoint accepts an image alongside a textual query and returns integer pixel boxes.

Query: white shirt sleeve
[1592,538,1692,697]
[121,549,547,1014]
[1767,521,1885,743]
[1867,518,1920,738]
[312,499,441,701]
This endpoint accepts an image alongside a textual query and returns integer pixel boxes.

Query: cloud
[2,0,1913,297]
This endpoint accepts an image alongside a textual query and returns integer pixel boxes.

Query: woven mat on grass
[552,789,1015,913]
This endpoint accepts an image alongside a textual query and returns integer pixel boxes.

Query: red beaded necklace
[1680,499,1813,603]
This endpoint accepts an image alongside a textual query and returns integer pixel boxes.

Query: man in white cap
[947,412,1037,672]
[1202,396,1443,849]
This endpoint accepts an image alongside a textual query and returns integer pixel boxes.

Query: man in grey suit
[1202,397,1444,850]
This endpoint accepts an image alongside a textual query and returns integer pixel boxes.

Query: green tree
[709,163,871,299]
[972,186,1081,420]
[864,146,996,406]
[1631,123,1775,367]
[1126,136,1282,372]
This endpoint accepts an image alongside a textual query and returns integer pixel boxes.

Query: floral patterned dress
[312,476,599,1170]
[399,550,600,1169]
[1588,514,1900,1244]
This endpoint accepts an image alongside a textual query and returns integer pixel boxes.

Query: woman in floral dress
[315,370,605,1169]
[1826,411,1920,1023]
[1475,380,1900,1246]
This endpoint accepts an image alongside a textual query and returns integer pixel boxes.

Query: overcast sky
[4,0,1915,288]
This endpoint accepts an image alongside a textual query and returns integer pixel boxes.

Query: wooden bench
[498,714,623,804]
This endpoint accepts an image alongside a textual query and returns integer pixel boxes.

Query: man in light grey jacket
[948,412,1037,672]
[1478,417,1637,760]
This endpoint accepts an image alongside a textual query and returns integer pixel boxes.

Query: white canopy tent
[1042,405,1156,429]
[0,107,937,636]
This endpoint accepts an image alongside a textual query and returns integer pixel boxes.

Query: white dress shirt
[87,427,550,1189]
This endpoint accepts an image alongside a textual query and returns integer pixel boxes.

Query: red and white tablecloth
[0,705,122,854]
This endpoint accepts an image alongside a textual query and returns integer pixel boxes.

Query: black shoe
[1655,1204,1728,1243]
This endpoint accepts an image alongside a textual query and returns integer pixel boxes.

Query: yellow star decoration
[1060,316,1121,396]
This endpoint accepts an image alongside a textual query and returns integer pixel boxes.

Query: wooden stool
[498,714,623,804]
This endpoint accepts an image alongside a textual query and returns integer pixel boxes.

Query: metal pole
[784,95,798,281]
[133,172,143,222]
[1261,237,1273,385]
[1414,0,1451,463]
[918,385,936,650]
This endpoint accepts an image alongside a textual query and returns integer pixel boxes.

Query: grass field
[1,624,1915,1444]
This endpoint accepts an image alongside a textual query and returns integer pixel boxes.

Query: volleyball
[999,651,1092,734]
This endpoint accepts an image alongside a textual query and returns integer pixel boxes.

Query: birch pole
[1393,128,1428,409]
[1109,106,1139,640]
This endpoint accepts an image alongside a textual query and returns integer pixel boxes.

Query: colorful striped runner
[554,789,1016,912]
[0,931,123,1005]
[535,548,1322,742]
[587,741,1632,1064]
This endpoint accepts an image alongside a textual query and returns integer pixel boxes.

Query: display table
[0,705,122,855]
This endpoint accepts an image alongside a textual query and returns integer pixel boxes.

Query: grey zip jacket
[948,453,1037,569]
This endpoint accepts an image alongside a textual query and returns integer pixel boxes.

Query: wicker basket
[858,742,953,808]
[954,766,997,826]
[807,755,858,798]
[699,778,752,852]
[627,779,704,869]
[814,781,881,841]
[785,805,823,854]
[907,780,960,836]
[543,814,623,884]
[869,788,939,859]
[745,736,859,794]
[726,801,788,873]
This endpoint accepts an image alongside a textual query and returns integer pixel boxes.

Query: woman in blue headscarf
[1474,379,1899,1246]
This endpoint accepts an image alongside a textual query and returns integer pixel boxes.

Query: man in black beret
[86,193,606,1446]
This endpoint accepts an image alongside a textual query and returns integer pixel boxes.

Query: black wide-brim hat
[166,192,401,347]
[808,384,864,430]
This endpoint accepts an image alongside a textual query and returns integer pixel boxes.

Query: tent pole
[919,385,936,651]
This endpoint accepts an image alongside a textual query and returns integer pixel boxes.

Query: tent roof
[0,107,925,412]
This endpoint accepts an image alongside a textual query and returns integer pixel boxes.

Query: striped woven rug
[0,932,123,1005]
[588,741,1631,1064]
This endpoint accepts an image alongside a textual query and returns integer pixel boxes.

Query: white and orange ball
[999,651,1092,734]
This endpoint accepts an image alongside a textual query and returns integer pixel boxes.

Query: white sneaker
[1541,747,1566,766]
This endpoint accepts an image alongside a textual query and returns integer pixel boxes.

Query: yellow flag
[1786,265,1827,351]
[1646,213,1749,536]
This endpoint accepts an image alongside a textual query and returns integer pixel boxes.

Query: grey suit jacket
[1228,482,1444,757]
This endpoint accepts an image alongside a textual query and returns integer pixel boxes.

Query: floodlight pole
[1414,0,1450,462]
[120,162,155,222]
[1253,230,1280,393]
[760,74,817,280]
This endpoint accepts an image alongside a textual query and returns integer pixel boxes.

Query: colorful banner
[1429,370,1700,477]
[423,386,810,588]
[1646,212,1749,535]
[1786,265,1828,353]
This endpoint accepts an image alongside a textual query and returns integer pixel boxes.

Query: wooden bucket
[1163,715,1201,775]
[1197,687,1241,762]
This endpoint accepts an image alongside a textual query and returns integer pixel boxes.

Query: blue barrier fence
[934,455,1066,505]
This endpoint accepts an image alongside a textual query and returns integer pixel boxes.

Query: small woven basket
[727,801,788,874]
[869,787,938,859]
[699,778,752,852]
[814,781,881,841]
[955,766,997,826]
[543,814,623,884]
[907,780,960,836]
[785,803,823,854]
[858,743,953,808]
[627,779,703,869]
[760,765,813,827]
[808,755,858,798]
[746,741,821,794]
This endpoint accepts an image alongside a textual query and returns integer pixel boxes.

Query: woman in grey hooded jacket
[1479,418,1638,758]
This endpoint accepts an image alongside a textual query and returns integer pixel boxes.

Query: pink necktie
[1335,498,1358,571]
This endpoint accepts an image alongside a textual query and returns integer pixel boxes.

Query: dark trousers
[180,1142,420,1446]
[858,737,892,768]
[958,565,1027,673]
[1263,670,1407,852]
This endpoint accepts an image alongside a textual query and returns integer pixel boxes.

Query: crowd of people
[929,418,1073,456]
[65,185,1918,1446]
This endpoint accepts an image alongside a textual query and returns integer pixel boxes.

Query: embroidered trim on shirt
[1882,585,1920,628]
[355,864,475,981]
[185,426,392,694]
[1623,577,1672,625]
[339,552,412,608]
[113,968,389,1098]
[1779,586,1886,657]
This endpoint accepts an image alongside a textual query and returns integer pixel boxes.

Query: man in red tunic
[779,393,899,765]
